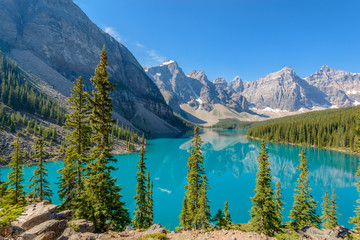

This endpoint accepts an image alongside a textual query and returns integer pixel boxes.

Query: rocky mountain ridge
[0,0,181,134]
[147,60,360,115]
[145,61,249,115]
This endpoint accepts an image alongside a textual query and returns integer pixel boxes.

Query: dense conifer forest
[247,106,360,152]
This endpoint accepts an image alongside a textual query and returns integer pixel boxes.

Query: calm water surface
[0,129,359,230]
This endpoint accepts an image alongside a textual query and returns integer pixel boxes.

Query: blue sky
[74,0,360,82]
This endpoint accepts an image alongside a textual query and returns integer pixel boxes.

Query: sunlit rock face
[0,0,180,134]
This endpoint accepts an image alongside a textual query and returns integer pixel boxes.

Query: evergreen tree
[5,133,25,205]
[58,76,91,210]
[274,180,284,224]
[29,138,53,201]
[350,110,360,229]
[223,201,232,227]
[133,141,148,229]
[321,190,332,229]
[179,126,210,230]
[249,141,280,236]
[76,46,130,232]
[289,149,320,229]
[329,189,339,229]
[146,172,154,227]
[194,175,211,229]
[212,209,225,228]
[179,196,191,230]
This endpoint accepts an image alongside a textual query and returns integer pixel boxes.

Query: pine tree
[321,190,332,229]
[350,110,360,229]
[29,138,53,202]
[179,126,210,230]
[274,180,284,224]
[329,189,339,229]
[146,172,154,227]
[179,196,191,230]
[133,140,148,229]
[223,201,232,227]
[58,76,91,210]
[5,133,25,205]
[212,209,225,228]
[76,46,130,232]
[194,175,211,229]
[249,141,280,236]
[289,149,320,229]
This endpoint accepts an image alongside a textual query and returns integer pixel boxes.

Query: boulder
[327,226,353,239]
[68,232,103,240]
[57,228,76,240]
[34,231,56,240]
[12,202,57,230]
[0,225,26,237]
[68,219,95,233]
[55,210,73,221]
[125,226,134,232]
[20,219,67,240]
[145,224,166,234]
[297,226,328,240]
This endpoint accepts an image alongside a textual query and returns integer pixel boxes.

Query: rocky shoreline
[0,201,356,240]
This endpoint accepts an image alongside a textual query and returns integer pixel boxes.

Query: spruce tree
[223,201,232,227]
[76,46,130,232]
[179,126,210,230]
[329,189,339,229]
[289,149,320,229]
[350,110,360,229]
[179,196,191,230]
[58,76,91,209]
[146,172,154,227]
[274,180,284,224]
[5,133,25,205]
[133,141,148,229]
[212,209,225,228]
[29,138,53,202]
[321,190,332,229]
[249,141,280,236]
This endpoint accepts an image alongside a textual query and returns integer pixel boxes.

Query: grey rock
[21,219,67,240]
[55,210,73,221]
[297,225,353,240]
[145,224,166,234]
[0,225,26,237]
[0,0,180,134]
[125,226,134,232]
[68,219,95,233]
[146,61,249,114]
[34,231,56,240]
[12,202,58,230]
[57,228,76,240]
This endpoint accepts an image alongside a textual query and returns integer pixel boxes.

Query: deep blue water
[0,129,359,230]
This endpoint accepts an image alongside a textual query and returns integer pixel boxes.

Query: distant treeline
[247,106,360,152]
[211,118,256,130]
[0,52,65,124]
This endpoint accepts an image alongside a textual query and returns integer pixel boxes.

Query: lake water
[0,129,359,230]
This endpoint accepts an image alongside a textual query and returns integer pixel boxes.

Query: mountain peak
[232,76,242,82]
[214,77,226,84]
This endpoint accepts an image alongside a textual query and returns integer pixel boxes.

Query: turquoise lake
[0,129,359,230]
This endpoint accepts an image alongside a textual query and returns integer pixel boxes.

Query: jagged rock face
[0,0,179,133]
[305,65,360,106]
[232,67,329,111]
[213,77,227,90]
[146,61,249,114]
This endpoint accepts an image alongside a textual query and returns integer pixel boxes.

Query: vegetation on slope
[211,118,256,129]
[247,106,360,152]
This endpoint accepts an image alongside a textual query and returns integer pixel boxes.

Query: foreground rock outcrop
[1,202,356,240]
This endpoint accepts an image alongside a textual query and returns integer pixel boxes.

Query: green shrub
[137,232,167,240]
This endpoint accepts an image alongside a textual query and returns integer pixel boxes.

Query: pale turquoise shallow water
[0,129,359,230]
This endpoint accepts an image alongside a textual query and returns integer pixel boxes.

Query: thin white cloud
[104,26,122,42]
[135,42,145,48]
[146,49,166,63]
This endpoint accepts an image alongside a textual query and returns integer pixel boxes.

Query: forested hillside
[0,52,140,161]
[247,106,360,152]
